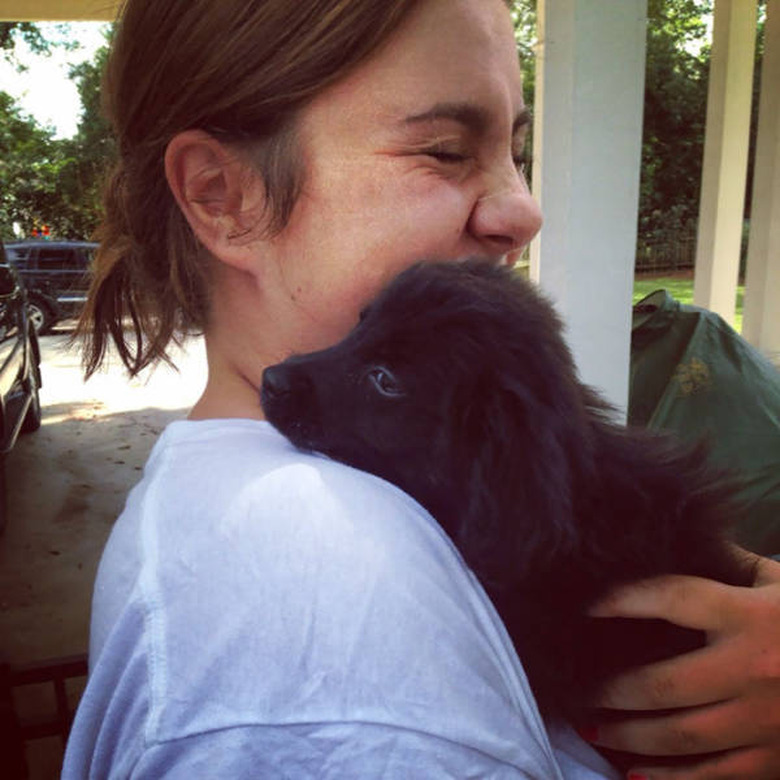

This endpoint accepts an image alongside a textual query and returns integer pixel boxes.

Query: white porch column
[530,0,647,416]
[743,0,780,364]
[693,0,758,325]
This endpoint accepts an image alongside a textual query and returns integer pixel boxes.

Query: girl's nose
[468,170,543,255]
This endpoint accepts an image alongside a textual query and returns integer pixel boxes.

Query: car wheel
[21,360,42,434]
[27,297,55,335]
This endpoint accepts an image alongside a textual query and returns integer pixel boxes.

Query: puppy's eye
[366,367,404,398]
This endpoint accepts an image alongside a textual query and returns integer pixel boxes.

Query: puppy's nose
[261,363,314,406]
[262,364,292,401]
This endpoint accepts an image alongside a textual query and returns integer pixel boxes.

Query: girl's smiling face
[248,0,543,357]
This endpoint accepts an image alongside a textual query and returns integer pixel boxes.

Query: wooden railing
[0,654,88,779]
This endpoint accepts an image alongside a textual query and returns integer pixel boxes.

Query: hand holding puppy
[587,554,780,779]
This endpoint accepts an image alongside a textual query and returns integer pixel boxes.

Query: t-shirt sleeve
[66,438,614,779]
[136,460,565,776]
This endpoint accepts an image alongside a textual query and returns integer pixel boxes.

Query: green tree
[0,24,114,240]
[57,39,115,239]
[0,91,73,239]
[0,22,51,59]
[513,0,715,250]
[512,1,537,108]
[512,0,537,187]
[1,21,78,68]
[639,0,713,242]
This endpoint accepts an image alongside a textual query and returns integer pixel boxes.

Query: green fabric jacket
[630,290,780,555]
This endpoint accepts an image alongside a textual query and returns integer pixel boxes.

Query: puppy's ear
[454,372,584,593]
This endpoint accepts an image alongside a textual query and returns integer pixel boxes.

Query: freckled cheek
[333,155,471,215]
[404,178,474,246]
[319,170,469,255]
[288,170,473,342]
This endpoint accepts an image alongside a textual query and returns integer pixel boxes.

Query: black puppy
[261,261,753,740]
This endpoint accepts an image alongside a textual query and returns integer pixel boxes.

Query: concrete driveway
[0,325,207,778]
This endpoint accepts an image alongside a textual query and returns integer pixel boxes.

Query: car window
[5,246,31,263]
[0,265,17,297]
[81,247,96,269]
[37,247,78,271]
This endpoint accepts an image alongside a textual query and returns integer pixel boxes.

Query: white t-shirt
[63,419,616,778]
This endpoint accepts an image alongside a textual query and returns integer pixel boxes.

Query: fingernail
[575,724,599,742]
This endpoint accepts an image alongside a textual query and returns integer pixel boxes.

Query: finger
[592,644,740,710]
[627,747,778,780]
[752,554,780,587]
[588,574,747,632]
[725,544,780,587]
[592,698,752,757]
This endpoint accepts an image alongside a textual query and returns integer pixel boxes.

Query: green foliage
[0,91,69,238]
[0,22,51,58]
[512,0,715,246]
[640,0,765,255]
[0,24,114,241]
[0,22,78,69]
[511,0,537,107]
[59,42,116,238]
[639,0,712,241]
[512,1,537,181]
[512,0,747,257]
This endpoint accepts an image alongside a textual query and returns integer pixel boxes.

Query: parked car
[4,240,97,334]
[0,240,43,532]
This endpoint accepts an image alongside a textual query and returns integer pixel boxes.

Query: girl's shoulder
[113,417,464,614]
[138,417,440,546]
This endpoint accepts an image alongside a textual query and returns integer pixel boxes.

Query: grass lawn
[633,272,745,333]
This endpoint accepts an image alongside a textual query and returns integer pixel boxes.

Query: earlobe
[164,130,265,270]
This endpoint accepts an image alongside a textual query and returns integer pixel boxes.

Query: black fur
[261,260,753,763]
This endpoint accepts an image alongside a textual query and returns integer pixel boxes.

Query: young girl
[63,0,780,777]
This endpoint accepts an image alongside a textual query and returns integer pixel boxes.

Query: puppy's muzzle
[261,364,313,406]
[262,362,327,452]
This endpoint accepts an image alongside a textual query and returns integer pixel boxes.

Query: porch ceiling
[0,0,119,21]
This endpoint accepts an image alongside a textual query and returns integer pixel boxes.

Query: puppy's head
[262,260,596,590]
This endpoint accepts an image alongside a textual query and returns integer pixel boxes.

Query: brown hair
[79,0,421,377]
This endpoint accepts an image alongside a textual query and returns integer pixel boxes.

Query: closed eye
[425,150,467,164]
[365,366,405,398]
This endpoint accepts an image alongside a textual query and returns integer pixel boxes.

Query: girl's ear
[164,130,266,272]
